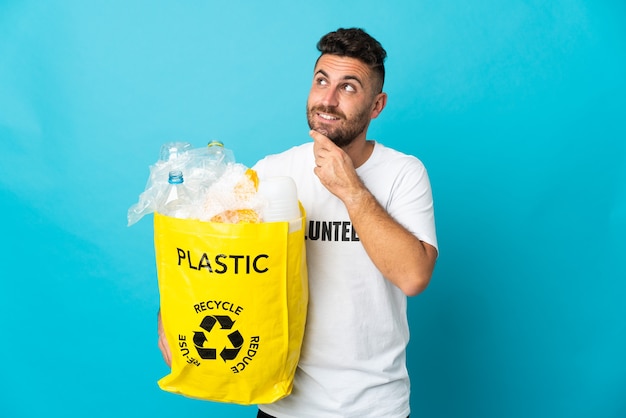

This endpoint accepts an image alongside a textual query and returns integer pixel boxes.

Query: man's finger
[310,129,332,146]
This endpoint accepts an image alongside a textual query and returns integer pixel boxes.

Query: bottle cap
[168,170,184,184]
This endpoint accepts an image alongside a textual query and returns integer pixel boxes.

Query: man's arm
[312,130,437,296]
[343,188,437,296]
[157,309,172,366]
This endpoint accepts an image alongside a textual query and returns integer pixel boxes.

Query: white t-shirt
[253,141,437,418]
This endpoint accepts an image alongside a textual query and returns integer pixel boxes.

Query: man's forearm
[344,188,437,296]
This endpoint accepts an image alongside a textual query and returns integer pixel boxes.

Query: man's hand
[311,130,364,203]
[157,309,172,367]
[310,130,437,296]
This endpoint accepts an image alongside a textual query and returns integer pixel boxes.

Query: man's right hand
[157,309,172,367]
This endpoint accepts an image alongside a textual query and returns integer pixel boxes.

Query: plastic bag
[153,206,308,404]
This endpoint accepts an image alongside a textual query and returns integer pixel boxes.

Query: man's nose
[321,87,339,107]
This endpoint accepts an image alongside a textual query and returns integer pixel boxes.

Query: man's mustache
[310,105,345,120]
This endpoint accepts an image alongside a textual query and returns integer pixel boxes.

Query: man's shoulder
[252,142,313,175]
[264,142,312,160]
[369,141,426,171]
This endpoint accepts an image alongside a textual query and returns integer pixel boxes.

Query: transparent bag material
[127,141,238,226]
[128,140,301,228]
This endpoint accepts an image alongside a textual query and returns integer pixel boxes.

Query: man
[159,27,438,417]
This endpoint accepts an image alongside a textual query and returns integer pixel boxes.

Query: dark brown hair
[316,27,387,92]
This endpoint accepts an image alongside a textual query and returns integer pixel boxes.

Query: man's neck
[343,138,375,168]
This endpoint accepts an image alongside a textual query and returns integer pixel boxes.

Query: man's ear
[370,92,388,119]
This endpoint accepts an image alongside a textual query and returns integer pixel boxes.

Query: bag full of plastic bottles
[128,140,308,405]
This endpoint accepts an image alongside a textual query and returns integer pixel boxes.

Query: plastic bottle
[160,170,193,219]
[207,140,227,162]
[159,141,192,162]
[202,140,235,169]
[184,140,236,188]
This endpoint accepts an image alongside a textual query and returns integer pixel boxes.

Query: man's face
[306,54,380,148]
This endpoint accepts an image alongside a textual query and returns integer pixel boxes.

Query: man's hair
[316,28,387,92]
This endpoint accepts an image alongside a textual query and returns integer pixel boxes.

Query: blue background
[1,1,624,417]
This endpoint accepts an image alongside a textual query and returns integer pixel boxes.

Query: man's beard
[306,104,370,148]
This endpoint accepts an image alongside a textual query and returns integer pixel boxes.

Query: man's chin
[309,123,332,137]
[313,128,330,137]
[309,125,349,146]
[314,130,342,145]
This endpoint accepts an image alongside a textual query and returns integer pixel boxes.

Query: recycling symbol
[193,315,244,361]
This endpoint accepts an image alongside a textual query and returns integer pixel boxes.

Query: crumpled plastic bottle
[185,140,235,190]
[127,141,193,226]
[127,140,236,226]
[159,170,194,219]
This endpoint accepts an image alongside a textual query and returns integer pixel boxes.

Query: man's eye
[317,78,328,86]
[343,84,356,92]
